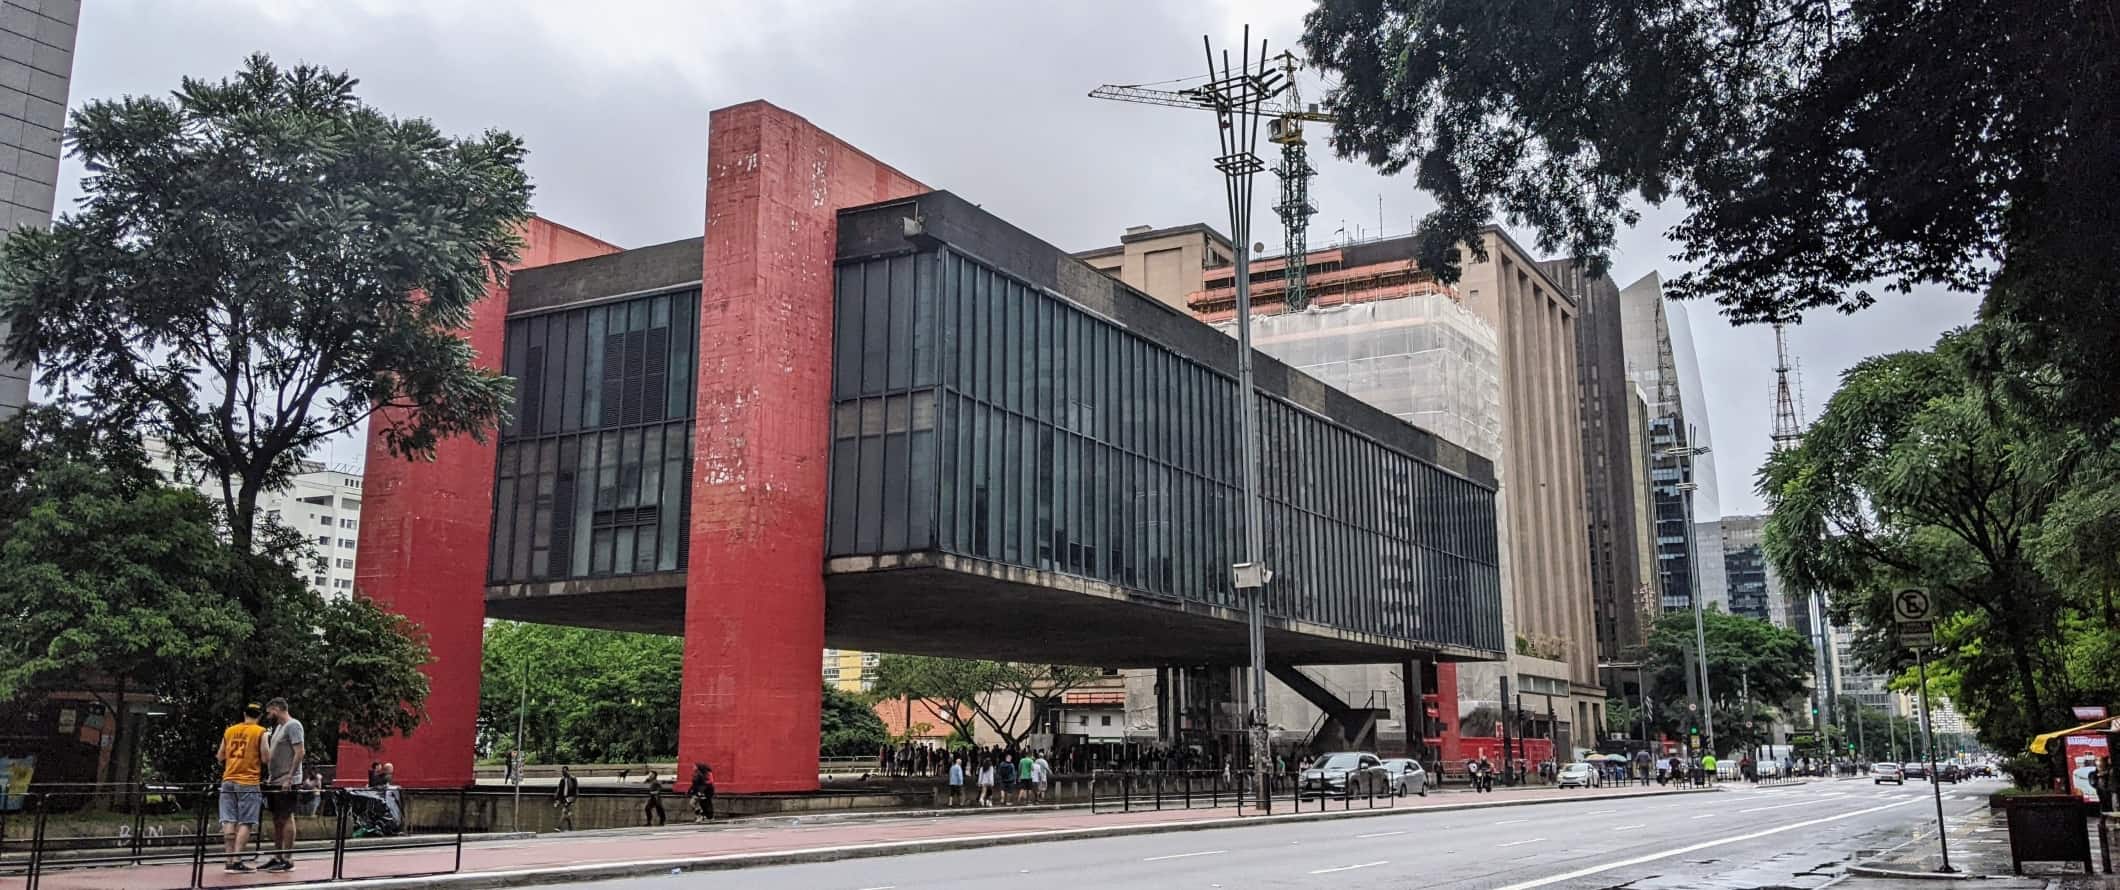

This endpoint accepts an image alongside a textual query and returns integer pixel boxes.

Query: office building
[0,0,78,418]
[1541,260,1653,669]
[147,440,364,601]
[1717,514,1783,624]
[1618,274,1719,614]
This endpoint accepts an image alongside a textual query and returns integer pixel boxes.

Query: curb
[1845,863,1976,880]
[328,787,1715,890]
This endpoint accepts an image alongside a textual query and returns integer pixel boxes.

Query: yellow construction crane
[1089,51,1332,309]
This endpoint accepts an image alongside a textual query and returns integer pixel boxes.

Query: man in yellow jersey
[216,703,267,872]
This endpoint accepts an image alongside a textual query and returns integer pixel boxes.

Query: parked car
[1902,761,1930,781]
[1556,762,1596,788]
[1299,752,1391,798]
[1379,758,1428,797]
[1873,763,1906,785]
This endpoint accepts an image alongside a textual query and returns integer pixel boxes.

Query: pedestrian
[689,762,715,823]
[976,757,995,806]
[998,750,1017,802]
[879,743,892,776]
[365,761,384,789]
[1034,751,1052,803]
[947,757,965,807]
[2092,757,2113,813]
[215,703,267,873]
[1016,750,1036,805]
[643,771,667,826]
[259,698,306,873]
[1701,753,1718,785]
[299,771,323,817]
[553,766,580,832]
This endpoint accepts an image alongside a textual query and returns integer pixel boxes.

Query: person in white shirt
[976,759,996,806]
[1032,752,1052,803]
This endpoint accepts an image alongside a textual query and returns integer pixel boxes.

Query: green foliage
[1761,327,2119,752]
[0,408,432,782]
[1302,0,2120,428]
[0,53,534,550]
[478,621,681,764]
[820,684,887,758]
[1638,609,1813,755]
[871,655,1103,750]
[0,409,247,702]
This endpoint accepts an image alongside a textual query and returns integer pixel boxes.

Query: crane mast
[1089,51,1327,309]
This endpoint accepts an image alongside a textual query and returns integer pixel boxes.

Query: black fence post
[1122,773,1131,814]
[331,790,349,881]
[1183,772,1192,810]
[1153,772,1163,811]
[190,787,211,889]
[27,796,48,890]
[454,789,469,874]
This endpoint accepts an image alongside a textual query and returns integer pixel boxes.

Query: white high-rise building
[147,441,364,600]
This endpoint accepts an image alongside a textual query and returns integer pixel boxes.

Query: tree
[820,684,888,758]
[1639,610,1813,755]
[478,622,681,764]
[871,656,1104,750]
[0,408,433,783]
[1302,0,2120,429]
[1760,327,2114,750]
[0,53,534,554]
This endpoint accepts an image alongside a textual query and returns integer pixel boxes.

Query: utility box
[2004,794,2092,875]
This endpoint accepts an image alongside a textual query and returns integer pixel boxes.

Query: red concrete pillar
[1436,661,1464,765]
[337,219,618,788]
[680,102,924,793]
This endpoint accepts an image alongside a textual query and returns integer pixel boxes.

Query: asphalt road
[536,778,2003,890]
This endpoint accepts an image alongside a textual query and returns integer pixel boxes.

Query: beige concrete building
[1074,223,1234,313]
[1450,229,1604,741]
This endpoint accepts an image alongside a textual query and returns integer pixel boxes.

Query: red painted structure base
[677,102,924,793]
[335,220,618,789]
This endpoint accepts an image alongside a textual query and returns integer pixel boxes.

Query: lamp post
[1662,439,1714,757]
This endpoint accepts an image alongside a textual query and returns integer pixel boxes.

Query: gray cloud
[64,1,1982,504]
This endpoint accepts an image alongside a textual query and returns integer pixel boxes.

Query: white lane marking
[1142,850,1226,862]
[855,886,897,890]
[1356,830,1408,839]
[1584,809,1618,815]
[1497,837,1546,848]
[1738,801,1813,813]
[1310,861,1388,874]
[1689,813,1717,820]
[1612,824,1646,830]
[1493,818,1530,825]
[1488,797,1925,890]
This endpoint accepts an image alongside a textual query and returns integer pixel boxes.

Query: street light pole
[1674,467,1714,755]
[1197,27,1282,811]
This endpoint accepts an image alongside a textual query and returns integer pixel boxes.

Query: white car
[1379,758,1429,797]
[1556,762,1596,788]
[1873,763,1905,785]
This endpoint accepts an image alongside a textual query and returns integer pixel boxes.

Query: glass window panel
[562,311,586,432]
[573,434,596,575]
[912,253,937,387]
[887,254,914,391]
[582,307,605,427]
[668,290,694,421]
[881,395,910,552]
[539,317,564,436]
[490,443,518,582]
[862,261,890,394]
[531,440,557,577]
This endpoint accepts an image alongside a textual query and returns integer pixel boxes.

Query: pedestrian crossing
[1729,781,1992,803]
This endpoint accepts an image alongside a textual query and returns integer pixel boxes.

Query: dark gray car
[1300,752,1391,798]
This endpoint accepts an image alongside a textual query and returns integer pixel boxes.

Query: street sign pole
[1916,646,1952,873]
[1893,588,1952,874]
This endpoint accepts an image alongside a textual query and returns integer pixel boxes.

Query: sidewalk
[14,781,1710,890]
[1843,804,2117,889]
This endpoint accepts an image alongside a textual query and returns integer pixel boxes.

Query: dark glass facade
[488,288,698,585]
[826,247,1502,654]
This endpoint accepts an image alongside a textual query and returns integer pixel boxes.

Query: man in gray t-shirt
[260,698,306,872]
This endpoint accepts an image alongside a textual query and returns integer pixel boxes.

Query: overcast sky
[62,0,1983,515]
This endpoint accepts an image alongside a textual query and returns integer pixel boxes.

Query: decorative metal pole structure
[1198,26,1285,811]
